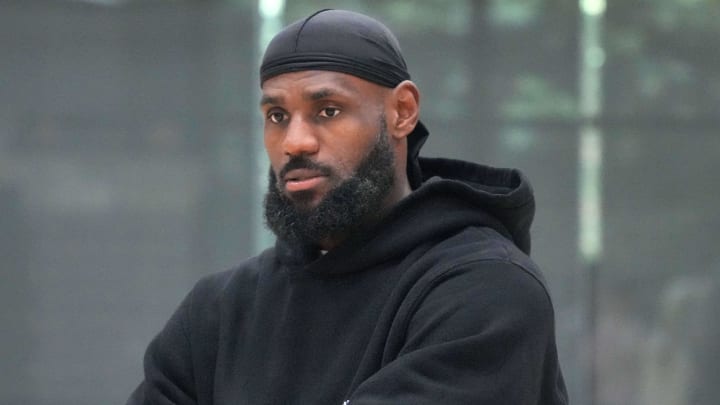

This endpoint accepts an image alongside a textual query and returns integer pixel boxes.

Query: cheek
[327,134,375,177]
[263,134,284,172]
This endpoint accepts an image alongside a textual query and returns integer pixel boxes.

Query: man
[128,9,568,405]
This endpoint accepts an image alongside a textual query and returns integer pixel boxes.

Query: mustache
[278,156,333,181]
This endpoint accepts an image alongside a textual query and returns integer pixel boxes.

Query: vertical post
[252,0,285,253]
[578,1,605,404]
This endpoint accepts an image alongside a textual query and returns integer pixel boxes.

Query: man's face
[260,70,396,246]
[260,70,391,208]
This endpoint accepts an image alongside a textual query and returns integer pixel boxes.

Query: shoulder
[184,247,277,321]
[404,226,556,336]
[194,247,276,293]
[420,225,549,293]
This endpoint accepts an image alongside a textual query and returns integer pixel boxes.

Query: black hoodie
[127,157,569,405]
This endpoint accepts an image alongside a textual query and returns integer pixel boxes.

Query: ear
[388,80,420,140]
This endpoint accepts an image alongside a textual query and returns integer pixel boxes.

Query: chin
[286,190,323,210]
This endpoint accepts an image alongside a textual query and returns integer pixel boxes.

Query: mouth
[282,168,328,193]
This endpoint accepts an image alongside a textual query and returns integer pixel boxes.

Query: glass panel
[604,0,720,119]
[0,1,256,404]
[600,129,720,405]
[600,1,720,403]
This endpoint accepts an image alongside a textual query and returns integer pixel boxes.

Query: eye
[319,107,341,118]
[267,111,286,124]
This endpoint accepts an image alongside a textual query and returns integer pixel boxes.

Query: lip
[283,169,327,192]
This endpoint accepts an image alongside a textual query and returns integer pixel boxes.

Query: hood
[416,157,535,255]
[276,156,536,275]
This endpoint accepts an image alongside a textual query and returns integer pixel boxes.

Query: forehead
[260,70,384,103]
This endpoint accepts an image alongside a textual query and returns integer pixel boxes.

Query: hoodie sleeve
[345,260,568,405]
[126,287,199,405]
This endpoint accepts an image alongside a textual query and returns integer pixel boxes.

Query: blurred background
[1,0,718,404]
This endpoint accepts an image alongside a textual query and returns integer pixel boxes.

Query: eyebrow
[309,83,362,101]
[260,78,362,107]
[260,94,281,107]
[308,88,335,101]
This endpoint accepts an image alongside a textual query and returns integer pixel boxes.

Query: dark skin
[260,70,421,250]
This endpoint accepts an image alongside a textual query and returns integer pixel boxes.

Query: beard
[263,119,395,248]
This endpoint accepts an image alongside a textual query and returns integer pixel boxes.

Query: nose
[282,116,319,157]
